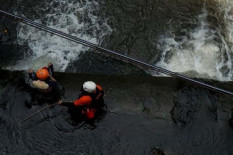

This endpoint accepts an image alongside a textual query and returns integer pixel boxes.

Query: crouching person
[59,81,105,129]
[26,63,64,108]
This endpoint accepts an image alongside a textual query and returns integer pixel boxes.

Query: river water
[0,0,233,81]
[1,0,233,154]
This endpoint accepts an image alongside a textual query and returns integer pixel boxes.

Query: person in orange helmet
[28,62,57,92]
[26,63,64,108]
[59,81,105,127]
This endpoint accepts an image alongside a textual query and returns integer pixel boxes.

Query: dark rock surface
[65,51,147,74]
[0,0,233,153]
[99,0,204,63]
[0,0,148,74]
[229,110,233,129]
[0,70,233,154]
[171,86,217,125]
[151,147,165,155]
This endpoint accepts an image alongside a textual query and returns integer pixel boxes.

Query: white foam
[10,0,112,71]
[155,3,233,81]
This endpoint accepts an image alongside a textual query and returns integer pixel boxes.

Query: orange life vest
[73,85,104,119]
[74,84,103,107]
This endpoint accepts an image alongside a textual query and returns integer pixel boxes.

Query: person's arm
[96,85,104,100]
[28,70,38,81]
[49,74,57,82]
[58,100,74,108]
[74,96,92,107]
[96,91,104,100]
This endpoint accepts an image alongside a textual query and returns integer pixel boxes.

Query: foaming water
[3,0,233,81]
[9,0,112,71]
[155,1,233,81]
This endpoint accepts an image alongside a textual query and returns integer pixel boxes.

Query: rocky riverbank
[0,70,232,154]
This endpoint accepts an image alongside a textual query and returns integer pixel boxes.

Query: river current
[1,0,233,81]
[0,0,233,154]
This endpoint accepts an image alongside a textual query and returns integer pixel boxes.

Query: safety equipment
[32,80,49,90]
[86,108,96,119]
[74,96,92,106]
[83,81,96,93]
[36,68,49,80]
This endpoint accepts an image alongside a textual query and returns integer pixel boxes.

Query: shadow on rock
[25,82,64,108]
[170,86,218,125]
[229,109,233,129]
[151,147,165,155]
[66,103,107,130]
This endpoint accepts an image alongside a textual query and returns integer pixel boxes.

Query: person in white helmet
[75,81,104,120]
[59,81,104,120]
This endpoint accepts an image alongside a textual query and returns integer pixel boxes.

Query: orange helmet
[36,68,49,80]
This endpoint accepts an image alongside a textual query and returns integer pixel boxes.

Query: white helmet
[83,81,96,93]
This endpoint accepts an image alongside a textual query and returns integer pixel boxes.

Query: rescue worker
[75,81,104,120]
[59,81,104,124]
[26,63,63,108]
[28,62,56,92]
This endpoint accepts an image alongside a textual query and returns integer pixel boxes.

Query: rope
[0,10,233,97]
[22,102,59,122]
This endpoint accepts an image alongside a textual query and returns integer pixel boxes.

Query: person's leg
[84,116,96,130]
[47,63,65,96]
[68,107,84,124]
[86,108,96,119]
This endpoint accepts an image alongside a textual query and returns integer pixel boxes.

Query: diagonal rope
[0,10,233,97]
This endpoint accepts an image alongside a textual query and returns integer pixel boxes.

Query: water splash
[155,2,233,81]
[11,0,112,71]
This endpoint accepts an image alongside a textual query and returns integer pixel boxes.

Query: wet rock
[0,0,18,46]
[142,98,160,114]
[0,0,31,68]
[65,51,148,75]
[171,87,202,125]
[100,0,204,64]
[229,110,233,129]
[0,85,5,109]
[171,86,217,125]
[0,44,32,68]
[24,95,32,108]
[151,147,165,155]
